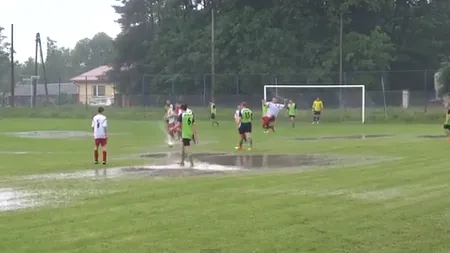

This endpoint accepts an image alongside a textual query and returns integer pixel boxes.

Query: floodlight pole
[210,3,216,102]
[339,12,344,109]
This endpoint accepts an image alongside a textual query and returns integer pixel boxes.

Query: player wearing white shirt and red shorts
[262,97,287,133]
[91,107,108,164]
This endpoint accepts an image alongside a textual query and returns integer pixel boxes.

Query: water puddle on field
[0,188,44,211]
[417,134,447,139]
[293,134,392,141]
[18,152,391,181]
[4,131,126,139]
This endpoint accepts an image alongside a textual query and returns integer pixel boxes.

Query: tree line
[109,0,450,94]
[0,29,114,92]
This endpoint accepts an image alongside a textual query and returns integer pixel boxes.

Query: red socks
[94,150,107,163]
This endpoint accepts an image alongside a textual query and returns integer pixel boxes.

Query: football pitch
[0,112,449,253]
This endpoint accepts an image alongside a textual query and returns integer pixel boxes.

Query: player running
[262,97,287,133]
[171,104,198,167]
[312,97,324,124]
[235,102,253,150]
[287,100,297,128]
[210,101,219,126]
[164,104,179,146]
[234,104,241,125]
[91,107,108,165]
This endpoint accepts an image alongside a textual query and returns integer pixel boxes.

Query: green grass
[0,112,449,253]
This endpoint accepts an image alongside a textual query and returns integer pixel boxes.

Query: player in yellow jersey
[312,97,323,124]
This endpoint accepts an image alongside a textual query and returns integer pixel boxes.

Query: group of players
[89,97,324,166]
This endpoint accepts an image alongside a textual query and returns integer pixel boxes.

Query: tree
[71,32,114,72]
[45,37,72,83]
[0,26,11,92]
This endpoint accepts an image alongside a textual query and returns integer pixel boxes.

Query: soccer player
[262,97,287,133]
[210,101,219,126]
[165,104,178,146]
[261,99,268,120]
[171,104,198,167]
[235,102,253,150]
[91,107,108,165]
[444,108,450,141]
[287,100,297,127]
[234,104,241,125]
[312,97,324,124]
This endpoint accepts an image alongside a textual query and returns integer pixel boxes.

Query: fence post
[58,76,61,106]
[85,76,88,110]
[236,74,239,95]
[141,75,146,107]
[202,74,206,105]
[171,78,175,100]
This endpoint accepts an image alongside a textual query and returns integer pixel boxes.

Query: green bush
[0,105,445,123]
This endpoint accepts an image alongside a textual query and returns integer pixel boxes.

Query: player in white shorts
[262,97,287,133]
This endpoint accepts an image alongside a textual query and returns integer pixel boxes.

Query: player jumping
[171,104,198,167]
[262,97,287,133]
[287,100,297,127]
[210,101,219,126]
[91,107,108,165]
[235,102,253,150]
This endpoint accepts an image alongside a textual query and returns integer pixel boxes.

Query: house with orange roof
[70,65,115,105]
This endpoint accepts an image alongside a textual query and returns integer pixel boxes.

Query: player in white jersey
[262,97,287,133]
[91,107,108,164]
[165,105,179,146]
[234,104,241,125]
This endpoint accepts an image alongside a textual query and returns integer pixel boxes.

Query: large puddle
[0,188,44,211]
[18,152,392,180]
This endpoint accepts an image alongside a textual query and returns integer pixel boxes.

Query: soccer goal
[263,84,366,124]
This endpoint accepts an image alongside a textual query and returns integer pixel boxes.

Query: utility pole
[210,2,215,102]
[10,24,14,107]
[339,12,343,86]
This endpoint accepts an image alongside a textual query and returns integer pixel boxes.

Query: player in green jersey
[235,102,253,150]
[173,104,198,167]
[444,108,450,141]
[262,99,268,116]
[209,101,219,126]
[287,100,297,128]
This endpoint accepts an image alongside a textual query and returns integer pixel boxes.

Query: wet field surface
[293,134,392,141]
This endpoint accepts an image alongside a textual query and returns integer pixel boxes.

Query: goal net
[264,85,366,123]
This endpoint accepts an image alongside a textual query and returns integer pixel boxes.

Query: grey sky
[0,0,121,62]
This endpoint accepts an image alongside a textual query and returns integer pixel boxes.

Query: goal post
[263,84,366,124]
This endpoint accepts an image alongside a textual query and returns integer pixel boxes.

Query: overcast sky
[0,0,121,62]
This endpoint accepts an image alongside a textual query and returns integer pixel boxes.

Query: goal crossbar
[263,84,365,124]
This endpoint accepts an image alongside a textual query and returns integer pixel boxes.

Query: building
[8,82,78,106]
[70,65,115,105]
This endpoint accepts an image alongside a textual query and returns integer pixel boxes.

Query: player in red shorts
[262,97,287,133]
[91,107,108,164]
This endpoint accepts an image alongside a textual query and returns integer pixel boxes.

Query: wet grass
[0,117,449,253]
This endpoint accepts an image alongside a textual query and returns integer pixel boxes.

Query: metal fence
[5,70,442,112]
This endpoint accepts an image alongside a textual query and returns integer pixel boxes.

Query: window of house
[92,85,106,97]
